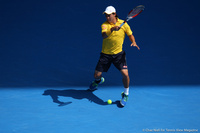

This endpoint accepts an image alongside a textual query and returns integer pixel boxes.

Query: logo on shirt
[102,25,107,30]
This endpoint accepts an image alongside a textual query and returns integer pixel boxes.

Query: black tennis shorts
[95,51,128,72]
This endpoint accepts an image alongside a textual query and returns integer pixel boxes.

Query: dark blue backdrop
[0,0,200,87]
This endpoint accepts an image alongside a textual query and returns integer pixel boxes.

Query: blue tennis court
[0,86,199,133]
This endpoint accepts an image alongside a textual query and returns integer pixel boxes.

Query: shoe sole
[120,100,125,107]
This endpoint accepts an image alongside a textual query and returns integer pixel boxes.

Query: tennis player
[89,6,140,106]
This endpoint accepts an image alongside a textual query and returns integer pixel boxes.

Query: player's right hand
[111,26,121,32]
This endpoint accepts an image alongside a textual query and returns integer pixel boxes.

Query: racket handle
[120,22,125,27]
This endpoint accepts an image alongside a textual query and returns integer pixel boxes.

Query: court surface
[0,86,199,133]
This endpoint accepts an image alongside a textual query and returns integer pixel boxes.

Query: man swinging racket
[89,6,142,106]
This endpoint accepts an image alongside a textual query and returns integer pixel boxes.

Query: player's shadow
[43,89,122,107]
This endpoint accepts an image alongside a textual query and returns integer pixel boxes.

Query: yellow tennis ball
[107,99,112,104]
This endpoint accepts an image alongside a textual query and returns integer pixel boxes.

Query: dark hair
[113,13,119,18]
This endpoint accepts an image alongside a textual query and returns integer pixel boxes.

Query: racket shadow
[43,89,120,107]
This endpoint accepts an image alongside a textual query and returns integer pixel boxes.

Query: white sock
[124,87,129,95]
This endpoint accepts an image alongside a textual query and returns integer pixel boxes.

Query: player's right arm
[102,24,120,39]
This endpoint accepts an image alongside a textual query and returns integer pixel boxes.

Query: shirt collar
[108,18,119,25]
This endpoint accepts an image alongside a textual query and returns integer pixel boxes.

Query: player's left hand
[131,42,140,50]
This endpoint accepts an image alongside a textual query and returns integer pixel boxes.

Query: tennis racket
[120,5,145,27]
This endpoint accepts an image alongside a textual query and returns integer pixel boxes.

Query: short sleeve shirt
[101,18,133,55]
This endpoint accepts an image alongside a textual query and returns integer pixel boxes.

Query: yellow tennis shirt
[101,18,133,55]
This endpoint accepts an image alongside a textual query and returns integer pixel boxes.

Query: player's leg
[89,53,111,90]
[113,51,129,106]
[89,70,105,91]
[120,69,130,106]
[112,51,130,92]
[121,69,130,90]
[94,70,103,83]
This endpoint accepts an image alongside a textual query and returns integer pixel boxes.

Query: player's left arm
[128,34,140,50]
[124,23,140,50]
